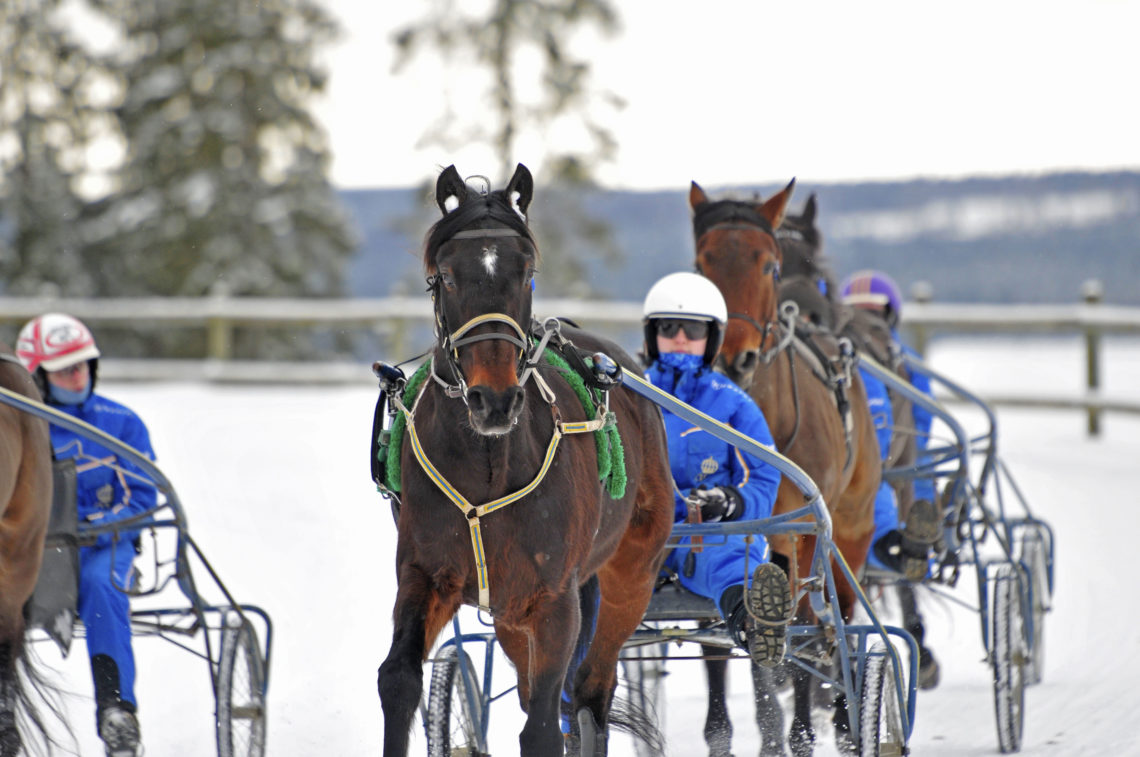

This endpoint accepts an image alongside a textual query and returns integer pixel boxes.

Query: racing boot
[98,705,141,757]
[744,562,794,668]
[900,499,941,582]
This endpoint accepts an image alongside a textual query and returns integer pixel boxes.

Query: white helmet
[642,272,727,363]
[17,313,101,374]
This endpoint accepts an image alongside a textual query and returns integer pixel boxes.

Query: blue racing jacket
[49,393,158,543]
[647,353,782,605]
[896,337,935,502]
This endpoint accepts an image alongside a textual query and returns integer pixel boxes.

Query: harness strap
[393,379,605,613]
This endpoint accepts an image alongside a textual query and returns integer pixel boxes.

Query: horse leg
[0,640,19,757]
[787,659,815,757]
[898,582,940,689]
[573,550,665,757]
[496,588,582,757]
[701,644,733,757]
[753,662,787,757]
[377,566,458,757]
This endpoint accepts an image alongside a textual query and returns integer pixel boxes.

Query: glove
[686,486,743,523]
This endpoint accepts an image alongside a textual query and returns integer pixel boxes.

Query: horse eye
[440,271,456,289]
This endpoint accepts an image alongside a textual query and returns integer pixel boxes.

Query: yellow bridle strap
[448,313,528,359]
[398,390,602,612]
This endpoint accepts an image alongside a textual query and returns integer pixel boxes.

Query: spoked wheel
[216,612,267,757]
[992,563,1028,754]
[858,642,907,757]
[425,644,488,757]
[1017,527,1052,685]
[620,643,667,757]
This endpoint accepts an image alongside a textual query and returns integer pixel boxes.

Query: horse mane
[691,198,774,241]
[422,189,539,272]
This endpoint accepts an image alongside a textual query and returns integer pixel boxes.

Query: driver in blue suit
[642,272,793,667]
[17,313,153,757]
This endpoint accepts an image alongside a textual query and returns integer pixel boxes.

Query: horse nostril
[466,387,487,413]
[735,350,759,375]
[506,386,525,418]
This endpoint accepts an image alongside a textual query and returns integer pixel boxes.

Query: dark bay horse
[0,349,54,756]
[377,164,674,757]
[689,181,881,756]
[777,196,942,690]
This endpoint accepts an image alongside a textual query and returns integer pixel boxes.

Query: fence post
[909,281,934,357]
[207,286,233,361]
[1082,279,1103,437]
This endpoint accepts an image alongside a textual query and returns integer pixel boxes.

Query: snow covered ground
[29,335,1140,756]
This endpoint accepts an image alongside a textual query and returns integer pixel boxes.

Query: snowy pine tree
[0,0,104,297]
[85,0,356,358]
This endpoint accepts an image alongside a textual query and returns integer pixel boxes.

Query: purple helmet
[840,270,903,327]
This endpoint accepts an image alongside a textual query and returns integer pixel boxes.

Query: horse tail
[607,688,665,754]
[1,625,69,757]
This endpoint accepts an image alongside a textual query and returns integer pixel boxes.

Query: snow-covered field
[30,335,1140,756]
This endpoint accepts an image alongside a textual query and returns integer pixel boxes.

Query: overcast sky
[314,0,1140,191]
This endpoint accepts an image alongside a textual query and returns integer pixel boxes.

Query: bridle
[426,226,548,403]
[695,220,792,365]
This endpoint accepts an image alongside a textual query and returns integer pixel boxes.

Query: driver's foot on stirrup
[900,499,941,582]
[745,562,793,668]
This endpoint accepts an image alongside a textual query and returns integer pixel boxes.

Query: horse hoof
[788,721,815,757]
[918,647,941,690]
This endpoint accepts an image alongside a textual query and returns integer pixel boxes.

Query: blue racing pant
[78,542,137,709]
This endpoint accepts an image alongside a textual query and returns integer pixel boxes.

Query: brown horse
[376,164,674,757]
[777,196,918,507]
[689,181,881,756]
[0,349,54,756]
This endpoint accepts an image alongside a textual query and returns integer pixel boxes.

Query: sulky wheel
[425,644,488,757]
[991,562,1028,754]
[1017,527,1052,686]
[216,611,268,757]
[858,642,906,757]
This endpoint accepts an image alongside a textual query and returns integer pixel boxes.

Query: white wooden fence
[2,292,1138,435]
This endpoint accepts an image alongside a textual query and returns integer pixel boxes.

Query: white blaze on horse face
[481,246,498,276]
[443,195,460,213]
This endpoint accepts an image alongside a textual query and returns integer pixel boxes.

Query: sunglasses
[655,319,710,340]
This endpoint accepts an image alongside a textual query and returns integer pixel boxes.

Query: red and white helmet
[16,313,101,374]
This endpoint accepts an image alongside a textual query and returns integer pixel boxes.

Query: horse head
[689,178,795,388]
[776,193,843,329]
[425,163,539,435]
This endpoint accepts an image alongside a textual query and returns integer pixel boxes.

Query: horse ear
[758,178,796,229]
[803,193,817,224]
[506,163,534,219]
[689,181,709,211]
[436,165,467,215]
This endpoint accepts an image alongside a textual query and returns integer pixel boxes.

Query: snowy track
[33,337,1140,755]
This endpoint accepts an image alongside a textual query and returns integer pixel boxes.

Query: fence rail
[2,294,1138,435]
